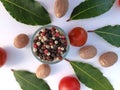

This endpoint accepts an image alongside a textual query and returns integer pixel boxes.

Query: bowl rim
[31,25,70,64]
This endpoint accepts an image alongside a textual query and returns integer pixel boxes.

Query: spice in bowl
[31,25,69,64]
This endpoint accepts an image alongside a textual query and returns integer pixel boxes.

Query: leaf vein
[5,0,43,20]
[71,62,107,89]
[96,31,120,37]
[71,2,105,19]
[15,73,40,90]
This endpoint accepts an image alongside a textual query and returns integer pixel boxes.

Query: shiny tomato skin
[68,27,87,47]
[59,76,80,90]
[0,48,7,67]
[118,0,120,6]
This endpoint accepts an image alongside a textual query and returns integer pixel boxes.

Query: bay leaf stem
[87,30,94,32]
[66,18,71,22]
[11,69,14,71]
[64,58,70,62]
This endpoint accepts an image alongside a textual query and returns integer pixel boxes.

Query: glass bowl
[31,25,70,64]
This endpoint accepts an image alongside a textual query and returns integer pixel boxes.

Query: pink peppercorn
[34,44,38,48]
[49,42,53,45]
[61,35,65,39]
[41,32,46,36]
[44,49,48,54]
[55,32,60,37]
[58,49,61,53]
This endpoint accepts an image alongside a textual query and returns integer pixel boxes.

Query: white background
[0,0,120,90]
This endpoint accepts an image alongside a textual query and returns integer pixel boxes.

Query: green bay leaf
[1,0,51,25]
[12,70,50,90]
[94,25,120,47]
[68,0,115,21]
[70,61,114,90]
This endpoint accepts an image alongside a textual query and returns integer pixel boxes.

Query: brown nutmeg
[54,0,69,18]
[99,52,118,67]
[36,64,51,79]
[14,34,29,48]
[79,45,97,59]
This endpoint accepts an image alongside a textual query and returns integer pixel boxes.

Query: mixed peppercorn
[32,26,68,63]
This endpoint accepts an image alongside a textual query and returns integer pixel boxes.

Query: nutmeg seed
[14,34,29,48]
[99,52,118,67]
[79,45,97,59]
[54,0,69,18]
[36,64,51,79]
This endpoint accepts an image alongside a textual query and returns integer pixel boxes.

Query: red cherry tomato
[119,0,120,6]
[59,76,80,90]
[68,27,87,47]
[0,47,7,67]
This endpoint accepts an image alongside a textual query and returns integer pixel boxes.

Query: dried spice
[54,0,69,18]
[32,26,68,63]
[36,64,51,79]
[99,52,118,67]
[79,45,97,59]
[14,34,29,48]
